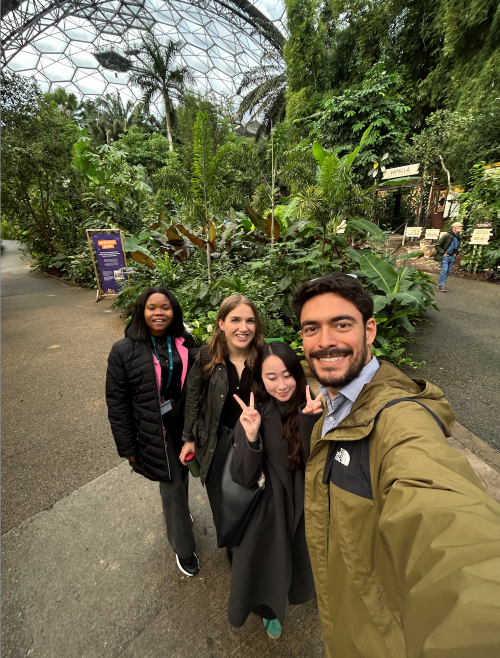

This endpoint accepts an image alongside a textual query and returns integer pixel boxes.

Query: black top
[151,333,182,402]
[219,357,252,429]
[275,399,288,415]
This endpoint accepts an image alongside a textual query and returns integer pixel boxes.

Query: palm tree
[80,92,138,145]
[129,28,194,151]
[236,51,287,139]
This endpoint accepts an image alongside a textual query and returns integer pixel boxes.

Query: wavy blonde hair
[203,294,265,378]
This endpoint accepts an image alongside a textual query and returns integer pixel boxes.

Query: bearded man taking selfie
[295,273,500,658]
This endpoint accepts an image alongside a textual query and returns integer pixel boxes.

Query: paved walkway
[1,242,499,658]
[401,274,500,452]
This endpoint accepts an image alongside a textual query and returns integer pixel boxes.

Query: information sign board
[86,229,128,301]
[470,232,492,245]
[424,229,440,240]
[382,164,420,180]
[404,226,422,238]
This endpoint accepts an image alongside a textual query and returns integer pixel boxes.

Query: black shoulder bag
[205,426,265,548]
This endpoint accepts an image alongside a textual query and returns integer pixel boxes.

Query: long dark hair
[125,286,185,341]
[253,342,307,471]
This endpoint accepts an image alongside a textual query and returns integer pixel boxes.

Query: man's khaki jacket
[303,360,500,658]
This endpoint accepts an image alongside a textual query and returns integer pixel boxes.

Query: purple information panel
[91,232,127,294]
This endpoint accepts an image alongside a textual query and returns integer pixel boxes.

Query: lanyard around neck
[151,334,173,398]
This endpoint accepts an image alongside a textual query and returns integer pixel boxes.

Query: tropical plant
[236,51,287,139]
[304,66,411,169]
[129,28,195,151]
[1,73,79,257]
[191,111,216,281]
[284,129,377,255]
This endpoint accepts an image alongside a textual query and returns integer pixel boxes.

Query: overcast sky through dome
[2,0,286,109]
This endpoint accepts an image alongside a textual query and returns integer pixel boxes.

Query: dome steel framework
[1,0,286,102]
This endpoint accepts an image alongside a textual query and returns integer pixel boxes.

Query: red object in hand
[184,451,201,477]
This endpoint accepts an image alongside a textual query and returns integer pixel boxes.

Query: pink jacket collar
[153,335,189,393]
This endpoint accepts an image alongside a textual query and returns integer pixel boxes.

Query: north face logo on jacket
[334,448,350,466]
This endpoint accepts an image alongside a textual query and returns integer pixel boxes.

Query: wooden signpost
[382,163,420,180]
[86,229,129,302]
[468,227,493,273]
[470,228,493,245]
[402,225,422,245]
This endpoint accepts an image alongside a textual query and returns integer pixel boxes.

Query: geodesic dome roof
[1,0,286,103]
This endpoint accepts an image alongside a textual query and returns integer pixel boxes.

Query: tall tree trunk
[165,111,173,152]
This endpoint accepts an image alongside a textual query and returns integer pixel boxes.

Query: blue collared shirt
[445,234,460,256]
[321,357,380,437]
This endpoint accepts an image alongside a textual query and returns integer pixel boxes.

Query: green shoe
[263,618,282,639]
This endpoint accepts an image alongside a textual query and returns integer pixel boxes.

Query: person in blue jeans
[434,222,462,291]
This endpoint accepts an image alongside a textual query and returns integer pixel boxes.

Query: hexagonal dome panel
[1,0,286,104]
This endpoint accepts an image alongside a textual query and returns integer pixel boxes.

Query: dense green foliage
[2,4,500,364]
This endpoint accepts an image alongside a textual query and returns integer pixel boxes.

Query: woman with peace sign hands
[227,341,324,639]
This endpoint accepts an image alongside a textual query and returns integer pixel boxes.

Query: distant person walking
[106,286,200,577]
[434,221,462,291]
[228,342,316,639]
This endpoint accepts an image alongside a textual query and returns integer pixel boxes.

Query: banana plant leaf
[208,221,216,242]
[386,290,426,310]
[166,226,182,242]
[130,250,155,270]
[265,214,280,240]
[372,294,389,313]
[176,224,206,249]
[359,253,398,293]
[245,206,266,233]
[312,141,329,167]
[346,218,385,237]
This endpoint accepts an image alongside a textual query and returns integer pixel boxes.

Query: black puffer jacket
[106,332,198,482]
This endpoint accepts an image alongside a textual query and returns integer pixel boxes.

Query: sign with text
[382,163,420,180]
[87,230,127,297]
[404,226,422,238]
[424,229,440,240]
[470,230,492,245]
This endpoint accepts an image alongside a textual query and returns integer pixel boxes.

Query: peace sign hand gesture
[234,392,261,443]
[303,385,324,415]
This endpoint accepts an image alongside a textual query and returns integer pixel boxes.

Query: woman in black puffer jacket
[105,286,200,577]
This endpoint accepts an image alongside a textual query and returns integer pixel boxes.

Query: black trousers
[159,438,195,559]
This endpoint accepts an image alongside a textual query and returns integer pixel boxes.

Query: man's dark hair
[125,286,185,341]
[293,273,374,325]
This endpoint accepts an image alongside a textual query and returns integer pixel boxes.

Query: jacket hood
[301,359,455,438]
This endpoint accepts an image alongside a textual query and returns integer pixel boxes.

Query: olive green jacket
[303,361,500,658]
[433,231,453,263]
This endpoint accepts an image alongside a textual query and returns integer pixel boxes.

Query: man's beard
[308,338,369,390]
